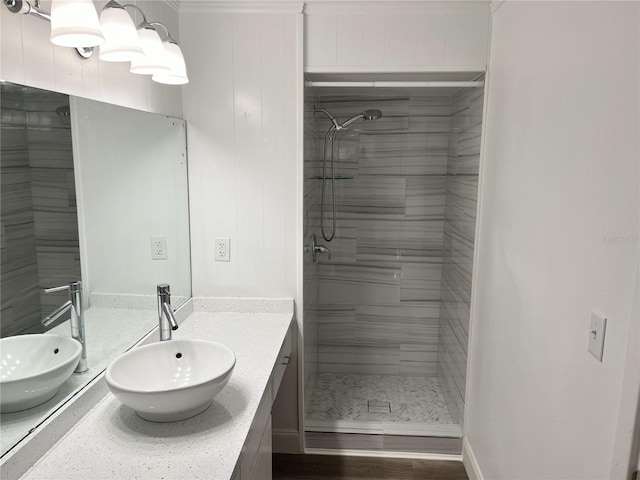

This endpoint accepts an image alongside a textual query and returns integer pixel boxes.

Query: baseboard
[273,429,301,454]
[462,437,484,480]
[305,448,462,462]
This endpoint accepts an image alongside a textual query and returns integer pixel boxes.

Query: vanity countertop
[20,305,293,480]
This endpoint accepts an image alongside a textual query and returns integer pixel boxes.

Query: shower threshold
[305,419,462,438]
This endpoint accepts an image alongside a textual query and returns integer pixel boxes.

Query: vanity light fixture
[2,0,188,84]
[130,22,171,76]
[50,0,104,47]
[150,24,189,85]
[98,0,143,62]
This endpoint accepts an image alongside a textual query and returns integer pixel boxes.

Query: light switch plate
[588,310,607,362]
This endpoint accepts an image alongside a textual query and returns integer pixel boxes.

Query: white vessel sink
[0,334,82,413]
[106,339,236,422]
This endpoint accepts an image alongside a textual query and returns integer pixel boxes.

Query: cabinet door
[246,416,272,480]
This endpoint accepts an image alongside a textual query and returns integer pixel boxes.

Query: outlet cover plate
[151,236,167,260]
[588,310,607,362]
[215,237,230,262]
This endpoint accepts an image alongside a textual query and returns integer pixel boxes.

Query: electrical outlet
[215,237,230,262]
[151,236,167,260]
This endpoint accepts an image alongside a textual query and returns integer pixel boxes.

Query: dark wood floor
[272,454,469,480]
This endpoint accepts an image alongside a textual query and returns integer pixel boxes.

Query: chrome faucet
[311,234,332,262]
[157,284,178,341]
[42,281,87,373]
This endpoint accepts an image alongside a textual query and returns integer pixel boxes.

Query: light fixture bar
[3,0,50,21]
[2,0,188,85]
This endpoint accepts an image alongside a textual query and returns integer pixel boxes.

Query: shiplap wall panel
[305,14,337,67]
[444,11,490,66]
[181,11,300,299]
[283,15,300,298]
[233,14,266,296]
[384,15,419,66]
[304,7,490,70]
[336,15,364,67]
[0,0,182,117]
[362,16,386,66]
[183,13,239,297]
[415,13,447,65]
[261,14,288,297]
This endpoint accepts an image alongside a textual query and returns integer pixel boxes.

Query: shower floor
[306,373,459,436]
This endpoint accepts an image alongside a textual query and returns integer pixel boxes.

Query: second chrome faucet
[157,284,178,341]
[41,281,87,373]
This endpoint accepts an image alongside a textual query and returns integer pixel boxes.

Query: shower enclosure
[303,76,485,453]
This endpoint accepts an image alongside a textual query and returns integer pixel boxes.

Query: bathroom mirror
[0,82,191,456]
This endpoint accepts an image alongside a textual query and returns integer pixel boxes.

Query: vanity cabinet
[237,322,293,480]
[7,305,295,480]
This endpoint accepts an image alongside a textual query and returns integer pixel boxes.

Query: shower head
[340,109,383,129]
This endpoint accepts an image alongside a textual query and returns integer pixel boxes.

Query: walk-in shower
[314,107,383,241]
[303,76,485,454]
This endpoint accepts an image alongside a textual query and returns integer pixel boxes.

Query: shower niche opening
[302,72,485,453]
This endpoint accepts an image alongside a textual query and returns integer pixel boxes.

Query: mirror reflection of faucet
[157,284,178,341]
[41,281,87,373]
[311,234,332,262]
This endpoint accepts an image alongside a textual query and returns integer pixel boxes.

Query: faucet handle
[44,281,81,294]
[45,284,70,294]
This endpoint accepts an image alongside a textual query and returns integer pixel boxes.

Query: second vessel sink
[106,339,236,422]
[0,334,82,413]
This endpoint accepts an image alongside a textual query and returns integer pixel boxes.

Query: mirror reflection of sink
[0,334,82,413]
[106,339,236,422]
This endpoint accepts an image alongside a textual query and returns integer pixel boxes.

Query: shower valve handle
[311,234,332,262]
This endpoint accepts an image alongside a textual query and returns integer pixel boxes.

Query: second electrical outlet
[215,237,230,262]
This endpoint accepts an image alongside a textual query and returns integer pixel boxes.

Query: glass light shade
[50,0,104,48]
[130,28,170,75]
[98,6,143,62]
[152,42,189,85]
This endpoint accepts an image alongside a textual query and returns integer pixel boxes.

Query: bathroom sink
[0,334,82,413]
[106,339,236,422]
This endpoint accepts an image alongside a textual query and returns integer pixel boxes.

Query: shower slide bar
[305,80,484,88]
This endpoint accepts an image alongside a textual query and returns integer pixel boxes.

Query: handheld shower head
[340,109,383,129]
[363,109,382,121]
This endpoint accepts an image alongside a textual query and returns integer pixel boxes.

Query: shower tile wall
[0,84,80,337]
[311,94,453,377]
[303,96,322,413]
[1,85,40,337]
[437,87,484,425]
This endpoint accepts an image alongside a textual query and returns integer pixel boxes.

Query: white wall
[0,0,182,117]
[466,2,639,479]
[179,6,301,299]
[304,2,490,71]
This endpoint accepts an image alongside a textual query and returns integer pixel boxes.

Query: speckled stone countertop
[20,299,293,480]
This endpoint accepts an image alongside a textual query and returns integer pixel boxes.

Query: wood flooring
[272,454,469,480]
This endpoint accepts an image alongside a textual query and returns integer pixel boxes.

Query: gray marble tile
[400,263,442,302]
[1,84,80,336]
[437,86,484,426]
[304,89,483,430]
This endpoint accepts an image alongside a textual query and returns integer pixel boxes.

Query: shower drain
[367,400,391,413]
